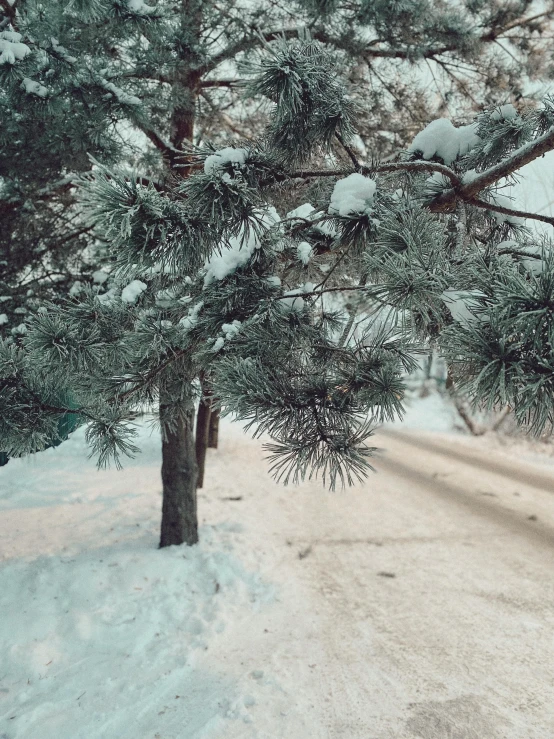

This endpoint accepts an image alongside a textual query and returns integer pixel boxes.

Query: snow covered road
[2,421,554,737]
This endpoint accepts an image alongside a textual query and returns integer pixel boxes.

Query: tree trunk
[157,1,211,542]
[208,407,219,449]
[195,396,211,489]
[160,405,198,547]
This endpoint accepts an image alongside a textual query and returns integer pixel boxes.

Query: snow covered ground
[0,423,281,738]
[2,405,554,738]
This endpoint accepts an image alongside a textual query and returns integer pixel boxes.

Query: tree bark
[195,395,211,489]
[208,407,219,449]
[160,405,199,547]
[156,0,206,544]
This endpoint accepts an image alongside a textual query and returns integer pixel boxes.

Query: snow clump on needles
[203,207,280,285]
[328,173,376,217]
[204,147,249,178]
[409,119,480,165]
[0,31,31,65]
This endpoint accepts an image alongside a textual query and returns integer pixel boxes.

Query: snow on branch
[408,119,480,166]
[99,78,141,106]
[285,120,554,228]
[458,125,554,199]
[0,29,29,64]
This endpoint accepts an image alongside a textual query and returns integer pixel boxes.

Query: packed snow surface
[409,119,480,165]
[0,424,276,739]
[3,408,554,737]
[328,173,376,217]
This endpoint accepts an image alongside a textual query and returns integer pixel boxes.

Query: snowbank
[0,523,271,738]
[0,424,277,739]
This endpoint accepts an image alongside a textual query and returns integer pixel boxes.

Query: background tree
[1,0,554,544]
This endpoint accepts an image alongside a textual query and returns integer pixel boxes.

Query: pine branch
[431,125,554,212]
[133,120,185,162]
[286,161,460,185]
[318,10,553,61]
[200,79,242,88]
[202,9,551,77]
[465,197,554,227]
[0,0,17,29]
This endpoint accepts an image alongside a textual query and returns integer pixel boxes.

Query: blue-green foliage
[3,0,554,485]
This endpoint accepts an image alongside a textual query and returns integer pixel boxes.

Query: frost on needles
[3,25,554,492]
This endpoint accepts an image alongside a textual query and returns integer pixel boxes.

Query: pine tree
[2,0,554,545]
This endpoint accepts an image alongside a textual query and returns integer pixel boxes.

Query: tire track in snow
[382,429,554,495]
[375,431,554,550]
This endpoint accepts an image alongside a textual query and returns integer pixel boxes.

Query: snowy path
[2,422,554,737]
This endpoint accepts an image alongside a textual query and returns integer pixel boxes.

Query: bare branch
[373,161,460,185]
[335,132,361,170]
[200,79,243,88]
[132,120,188,164]
[201,26,303,76]
[286,160,460,185]
[464,196,554,227]
[0,0,17,29]
[198,89,254,139]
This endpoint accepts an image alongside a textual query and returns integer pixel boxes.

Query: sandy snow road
[207,427,554,738]
[3,422,554,738]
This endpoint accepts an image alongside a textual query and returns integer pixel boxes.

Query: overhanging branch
[465,197,554,227]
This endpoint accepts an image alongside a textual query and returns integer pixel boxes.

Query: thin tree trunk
[491,405,511,432]
[208,407,219,449]
[453,397,484,436]
[195,394,211,489]
[160,405,198,547]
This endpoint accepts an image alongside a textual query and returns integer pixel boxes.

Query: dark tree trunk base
[160,406,198,547]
